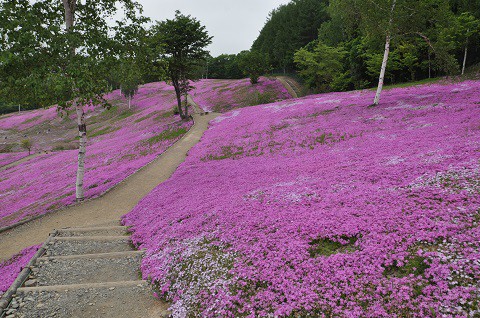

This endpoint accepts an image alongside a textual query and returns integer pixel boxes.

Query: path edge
[0,114,199,235]
[0,231,57,311]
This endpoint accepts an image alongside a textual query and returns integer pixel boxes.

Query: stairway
[2,222,170,318]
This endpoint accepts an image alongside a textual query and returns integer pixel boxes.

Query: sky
[137,0,291,57]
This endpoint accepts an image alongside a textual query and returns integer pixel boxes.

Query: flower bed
[124,80,480,317]
[191,77,291,112]
[0,152,28,167]
[0,245,40,297]
[0,82,192,228]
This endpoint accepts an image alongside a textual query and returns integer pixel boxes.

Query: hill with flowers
[124,79,480,316]
[0,78,291,230]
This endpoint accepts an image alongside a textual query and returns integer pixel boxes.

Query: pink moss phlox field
[0,82,192,228]
[0,152,28,167]
[0,245,41,296]
[0,108,58,131]
[124,80,480,317]
[191,77,291,112]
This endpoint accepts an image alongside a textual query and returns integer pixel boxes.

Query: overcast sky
[137,0,291,57]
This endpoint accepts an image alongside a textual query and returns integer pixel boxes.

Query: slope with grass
[191,77,292,113]
[124,80,480,316]
[0,82,192,229]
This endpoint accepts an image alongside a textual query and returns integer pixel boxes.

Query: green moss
[206,145,245,161]
[116,110,135,121]
[22,115,42,124]
[89,126,119,138]
[308,236,358,257]
[146,126,188,145]
[383,255,430,278]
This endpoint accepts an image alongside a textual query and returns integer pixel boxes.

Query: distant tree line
[251,0,480,93]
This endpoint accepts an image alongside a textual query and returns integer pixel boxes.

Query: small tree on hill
[118,60,142,109]
[20,139,33,155]
[237,51,271,84]
[150,11,212,120]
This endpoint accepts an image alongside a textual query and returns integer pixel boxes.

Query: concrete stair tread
[11,281,170,318]
[32,253,143,286]
[56,226,130,237]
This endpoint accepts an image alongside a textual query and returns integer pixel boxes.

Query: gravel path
[0,101,219,262]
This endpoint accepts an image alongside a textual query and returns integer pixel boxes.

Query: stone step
[10,281,170,318]
[56,226,130,237]
[29,252,143,286]
[46,236,133,257]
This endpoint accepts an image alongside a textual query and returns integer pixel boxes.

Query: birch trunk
[63,0,86,201]
[128,96,131,109]
[373,0,396,106]
[373,33,391,105]
[462,40,468,75]
[75,101,87,201]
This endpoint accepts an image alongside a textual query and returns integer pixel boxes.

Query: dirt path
[277,76,301,98]
[0,104,219,262]
[0,153,43,172]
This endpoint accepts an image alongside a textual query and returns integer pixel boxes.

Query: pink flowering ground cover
[0,245,40,297]
[0,152,28,167]
[0,82,192,228]
[191,77,291,112]
[124,80,480,317]
[0,108,58,131]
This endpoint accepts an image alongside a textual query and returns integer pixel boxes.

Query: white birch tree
[0,0,147,201]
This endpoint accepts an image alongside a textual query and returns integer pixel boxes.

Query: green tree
[20,139,33,155]
[237,51,271,84]
[294,41,346,91]
[117,60,142,109]
[151,11,212,120]
[447,12,480,74]
[0,0,147,200]
[329,0,453,105]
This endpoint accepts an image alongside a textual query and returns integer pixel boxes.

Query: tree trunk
[428,51,431,79]
[63,0,85,201]
[183,94,189,119]
[373,0,396,106]
[462,39,468,75]
[75,101,87,201]
[172,81,185,119]
[373,33,391,105]
[128,96,131,109]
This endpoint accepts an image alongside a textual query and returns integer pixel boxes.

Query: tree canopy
[150,10,212,119]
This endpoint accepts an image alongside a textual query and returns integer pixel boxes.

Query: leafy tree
[446,12,480,74]
[329,0,454,105]
[237,51,271,84]
[0,0,147,200]
[117,60,142,109]
[294,41,346,91]
[252,0,330,73]
[20,139,33,155]
[150,11,212,120]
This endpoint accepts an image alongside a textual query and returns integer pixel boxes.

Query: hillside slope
[124,80,480,316]
[191,77,291,112]
[0,82,191,228]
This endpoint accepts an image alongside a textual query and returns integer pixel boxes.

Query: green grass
[115,110,135,121]
[22,115,42,124]
[308,236,358,257]
[89,126,119,138]
[379,77,441,90]
[146,126,188,145]
[383,255,430,278]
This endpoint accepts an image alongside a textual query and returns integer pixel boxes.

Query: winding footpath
[0,102,218,262]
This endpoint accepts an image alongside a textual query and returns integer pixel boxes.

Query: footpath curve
[0,103,218,262]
